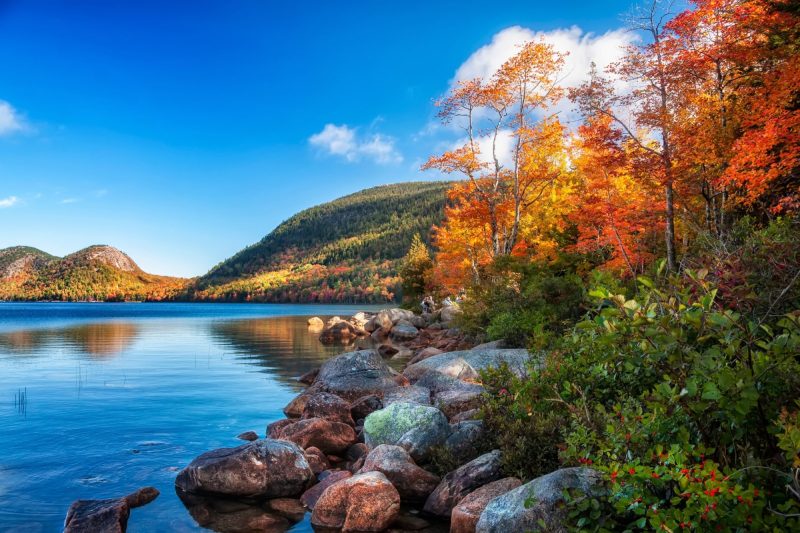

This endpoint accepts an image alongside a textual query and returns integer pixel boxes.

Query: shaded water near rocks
[0,302,382,532]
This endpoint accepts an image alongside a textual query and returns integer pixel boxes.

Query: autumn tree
[569,113,662,277]
[399,234,433,307]
[571,0,686,272]
[424,40,571,286]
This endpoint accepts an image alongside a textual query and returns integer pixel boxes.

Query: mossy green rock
[364,402,451,462]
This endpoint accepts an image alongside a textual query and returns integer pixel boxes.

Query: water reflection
[0,322,139,359]
[178,490,297,533]
[208,316,367,389]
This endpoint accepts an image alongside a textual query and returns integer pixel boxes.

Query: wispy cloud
[0,196,20,208]
[0,101,29,136]
[309,123,403,164]
[60,197,79,204]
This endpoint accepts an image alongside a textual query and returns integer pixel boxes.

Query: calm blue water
[0,303,377,532]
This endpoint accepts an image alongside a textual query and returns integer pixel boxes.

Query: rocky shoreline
[65,308,601,532]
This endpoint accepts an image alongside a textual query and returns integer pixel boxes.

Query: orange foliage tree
[424,40,572,290]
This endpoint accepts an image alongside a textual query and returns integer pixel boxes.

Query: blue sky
[0,0,635,277]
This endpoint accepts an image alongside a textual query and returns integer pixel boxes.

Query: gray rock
[414,372,485,395]
[424,450,503,517]
[475,467,603,533]
[435,388,484,419]
[444,420,485,459]
[383,385,431,406]
[405,349,533,382]
[313,349,399,401]
[440,305,462,324]
[175,439,313,499]
[390,321,420,341]
[363,402,451,462]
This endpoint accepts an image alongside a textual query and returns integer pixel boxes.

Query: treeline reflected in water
[0,322,139,358]
[0,316,361,387]
[208,316,366,389]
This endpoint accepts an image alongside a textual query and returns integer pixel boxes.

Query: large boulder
[390,320,420,341]
[358,444,440,502]
[301,392,354,426]
[312,350,399,401]
[383,385,431,406]
[451,477,522,533]
[300,469,352,510]
[175,439,313,498]
[405,349,532,382]
[319,320,362,344]
[64,487,159,533]
[274,418,356,455]
[363,402,451,463]
[414,371,485,396]
[424,450,503,517]
[476,467,603,533]
[310,471,401,532]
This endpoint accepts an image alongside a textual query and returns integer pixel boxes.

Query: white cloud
[309,123,403,164]
[60,198,79,204]
[0,101,28,136]
[451,25,636,120]
[0,196,20,208]
[454,25,633,90]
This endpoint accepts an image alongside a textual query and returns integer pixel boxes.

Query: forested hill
[191,181,451,303]
[0,245,187,301]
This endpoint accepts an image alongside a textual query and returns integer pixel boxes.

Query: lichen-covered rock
[310,471,401,532]
[383,385,431,406]
[424,450,503,517]
[175,439,313,498]
[301,392,355,426]
[475,467,603,533]
[451,477,522,533]
[313,349,399,400]
[275,417,356,455]
[358,444,440,502]
[64,487,159,533]
[363,402,451,462]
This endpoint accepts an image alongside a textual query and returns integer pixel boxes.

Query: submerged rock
[363,402,451,462]
[475,467,603,533]
[178,490,290,533]
[310,471,401,532]
[175,439,313,499]
[64,487,159,533]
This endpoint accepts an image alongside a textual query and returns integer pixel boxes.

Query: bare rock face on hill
[65,245,140,272]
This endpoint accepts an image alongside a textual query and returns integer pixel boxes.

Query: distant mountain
[192,181,452,303]
[0,245,186,301]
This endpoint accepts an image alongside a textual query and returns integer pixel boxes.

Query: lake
[0,302,379,532]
